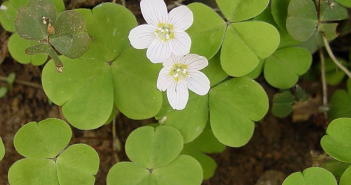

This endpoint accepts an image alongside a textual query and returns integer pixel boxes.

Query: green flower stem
[323,35,351,79]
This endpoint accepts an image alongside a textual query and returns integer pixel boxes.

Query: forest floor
[1,0,349,185]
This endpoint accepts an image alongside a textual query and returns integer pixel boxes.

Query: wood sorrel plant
[1,0,351,184]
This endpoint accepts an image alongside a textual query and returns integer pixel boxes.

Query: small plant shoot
[1,0,351,184]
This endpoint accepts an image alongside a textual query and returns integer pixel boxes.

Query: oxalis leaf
[286,0,318,42]
[282,167,337,185]
[0,137,4,161]
[8,33,47,65]
[107,126,203,185]
[42,4,162,130]
[336,0,351,7]
[340,166,351,185]
[329,90,351,120]
[272,91,295,118]
[321,118,351,163]
[8,119,100,185]
[181,124,225,180]
[264,47,312,89]
[187,3,226,60]
[215,0,269,22]
[0,0,64,32]
[221,21,280,77]
[209,77,269,147]
[14,0,89,72]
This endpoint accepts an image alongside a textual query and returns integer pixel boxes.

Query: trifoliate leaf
[272,91,295,118]
[340,166,351,185]
[282,167,337,185]
[329,90,351,120]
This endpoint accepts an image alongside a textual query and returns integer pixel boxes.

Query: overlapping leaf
[215,0,269,22]
[187,3,226,60]
[221,21,280,77]
[321,118,351,163]
[209,77,269,147]
[0,137,4,161]
[272,91,295,118]
[282,167,337,185]
[264,47,312,89]
[329,90,351,120]
[340,166,351,185]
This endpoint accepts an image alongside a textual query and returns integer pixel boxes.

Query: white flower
[157,54,210,110]
[128,0,193,63]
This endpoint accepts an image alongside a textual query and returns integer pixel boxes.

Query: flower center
[170,63,189,82]
[155,23,174,42]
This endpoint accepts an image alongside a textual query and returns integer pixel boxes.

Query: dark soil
[1,0,348,185]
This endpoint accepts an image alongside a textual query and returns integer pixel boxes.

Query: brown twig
[322,35,351,79]
[112,110,121,162]
[0,76,42,89]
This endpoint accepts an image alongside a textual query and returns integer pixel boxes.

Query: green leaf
[111,47,162,119]
[7,72,16,84]
[155,92,208,143]
[107,155,203,185]
[76,3,137,61]
[106,162,151,185]
[286,0,318,41]
[295,85,308,102]
[185,125,226,153]
[254,7,300,49]
[282,167,337,185]
[8,158,59,185]
[49,10,90,59]
[181,146,217,180]
[271,0,291,31]
[209,77,269,147]
[14,118,71,158]
[56,144,99,185]
[26,44,63,72]
[43,48,162,129]
[321,159,351,179]
[329,90,351,120]
[202,51,228,87]
[216,0,269,22]
[181,125,225,179]
[152,155,203,185]
[0,137,4,161]
[335,0,351,7]
[272,91,295,118]
[0,86,7,98]
[320,0,348,21]
[15,0,56,41]
[125,126,184,169]
[51,0,64,13]
[246,59,264,79]
[0,1,18,32]
[323,58,347,85]
[340,166,351,185]
[8,33,48,65]
[264,47,312,89]
[298,32,324,53]
[187,3,226,60]
[321,118,351,163]
[221,21,280,77]
[319,23,339,41]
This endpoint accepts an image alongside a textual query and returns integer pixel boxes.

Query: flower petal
[163,54,183,67]
[181,54,208,71]
[168,5,194,31]
[186,71,210,96]
[140,0,168,26]
[157,67,173,91]
[167,81,189,110]
[128,24,157,49]
[169,32,191,56]
[147,40,171,63]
